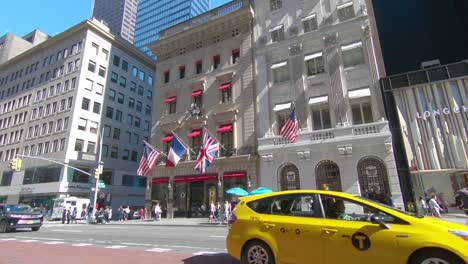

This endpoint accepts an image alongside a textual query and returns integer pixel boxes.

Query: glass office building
[134,0,210,59]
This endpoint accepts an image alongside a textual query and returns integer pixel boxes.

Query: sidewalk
[43,217,228,227]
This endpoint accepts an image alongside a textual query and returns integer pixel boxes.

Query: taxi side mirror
[370,214,390,229]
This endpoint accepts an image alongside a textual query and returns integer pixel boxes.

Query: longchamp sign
[416,105,468,120]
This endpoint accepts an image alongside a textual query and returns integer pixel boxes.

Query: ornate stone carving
[361,23,371,38]
[288,43,302,57]
[323,33,338,47]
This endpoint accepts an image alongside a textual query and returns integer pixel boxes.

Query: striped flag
[280,108,298,143]
[137,142,160,176]
[194,129,219,173]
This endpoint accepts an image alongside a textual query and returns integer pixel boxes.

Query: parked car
[227,190,468,264]
[0,204,43,233]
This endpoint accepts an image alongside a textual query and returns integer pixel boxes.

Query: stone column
[167,178,174,219]
[288,42,308,129]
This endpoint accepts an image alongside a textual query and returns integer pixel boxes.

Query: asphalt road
[0,223,239,264]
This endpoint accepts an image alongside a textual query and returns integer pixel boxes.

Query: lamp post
[167,179,173,219]
[90,128,104,223]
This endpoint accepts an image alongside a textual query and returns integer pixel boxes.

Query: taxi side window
[272,194,320,218]
[320,195,399,224]
[247,198,273,214]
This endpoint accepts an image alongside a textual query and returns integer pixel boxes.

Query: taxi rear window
[247,198,273,214]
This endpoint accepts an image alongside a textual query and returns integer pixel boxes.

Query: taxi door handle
[322,228,338,235]
[263,223,276,229]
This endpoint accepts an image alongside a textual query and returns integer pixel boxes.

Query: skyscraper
[92,0,139,44]
[134,0,210,59]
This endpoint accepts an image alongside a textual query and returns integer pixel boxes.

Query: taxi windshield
[5,205,33,213]
[357,196,423,218]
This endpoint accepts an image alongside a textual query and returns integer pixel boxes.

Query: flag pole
[142,140,168,158]
[170,130,197,155]
[203,126,227,150]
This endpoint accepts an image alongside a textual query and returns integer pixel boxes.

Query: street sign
[98,180,106,188]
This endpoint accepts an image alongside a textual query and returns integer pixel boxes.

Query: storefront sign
[416,105,468,120]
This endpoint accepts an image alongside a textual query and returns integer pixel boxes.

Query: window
[128,97,135,108]
[132,66,138,77]
[74,139,84,151]
[272,61,290,83]
[164,70,170,83]
[134,117,141,128]
[81,98,90,110]
[213,55,220,70]
[111,72,118,83]
[102,145,109,157]
[138,85,144,96]
[145,105,151,116]
[139,70,145,81]
[133,133,139,144]
[108,89,116,101]
[117,93,125,104]
[122,149,129,160]
[89,121,98,134]
[122,60,128,71]
[87,141,96,154]
[136,101,142,112]
[305,52,325,75]
[98,66,106,77]
[127,114,133,126]
[85,78,93,91]
[95,83,104,95]
[104,125,111,137]
[218,124,234,157]
[190,129,202,159]
[113,55,120,67]
[93,102,101,114]
[111,146,118,159]
[342,42,365,68]
[196,61,203,74]
[88,60,96,72]
[145,90,152,100]
[102,49,108,60]
[270,0,282,11]
[78,118,87,131]
[130,82,137,92]
[165,97,177,114]
[125,131,132,143]
[119,76,127,87]
[115,110,123,122]
[148,76,153,86]
[337,1,355,22]
[179,66,186,79]
[113,128,120,140]
[351,102,373,125]
[312,108,331,130]
[106,106,114,119]
[92,43,99,55]
[303,14,318,33]
[64,117,69,129]
[232,49,240,64]
[270,25,284,43]
[219,83,232,103]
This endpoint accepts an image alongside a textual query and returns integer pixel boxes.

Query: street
[0,221,238,264]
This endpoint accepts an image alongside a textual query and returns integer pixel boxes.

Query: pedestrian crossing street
[0,237,225,256]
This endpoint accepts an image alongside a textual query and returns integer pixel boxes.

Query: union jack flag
[194,129,219,173]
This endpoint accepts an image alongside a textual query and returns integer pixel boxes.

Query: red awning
[213,55,220,59]
[152,177,169,184]
[191,90,203,97]
[232,49,240,54]
[224,172,246,179]
[187,129,202,138]
[217,83,231,91]
[161,135,173,142]
[179,66,186,70]
[217,124,233,133]
[164,96,177,103]
[196,60,202,65]
[164,70,170,74]
[174,174,217,183]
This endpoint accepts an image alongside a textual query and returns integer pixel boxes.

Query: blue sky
[0,0,229,37]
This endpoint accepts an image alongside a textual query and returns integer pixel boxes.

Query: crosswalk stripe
[44,241,65,245]
[146,248,172,253]
[20,240,38,243]
[105,245,128,249]
[72,243,93,247]
[193,251,219,256]
[0,238,17,241]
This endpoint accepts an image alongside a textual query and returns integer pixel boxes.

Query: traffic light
[94,168,100,179]
[8,158,22,171]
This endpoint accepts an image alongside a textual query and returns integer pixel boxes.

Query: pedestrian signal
[8,158,22,171]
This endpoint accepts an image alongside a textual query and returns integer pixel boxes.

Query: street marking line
[72,243,93,247]
[44,241,65,245]
[0,238,17,241]
[193,251,220,256]
[16,236,64,241]
[209,235,226,238]
[105,245,128,249]
[51,230,83,233]
[146,248,172,253]
[121,242,152,246]
[170,245,214,250]
[20,240,38,243]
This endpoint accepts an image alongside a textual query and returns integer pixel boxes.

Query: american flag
[137,142,160,176]
[194,129,219,173]
[280,108,298,143]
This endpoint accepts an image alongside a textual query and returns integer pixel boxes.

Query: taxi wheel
[0,220,8,233]
[31,227,40,232]
[410,249,464,264]
[241,240,275,264]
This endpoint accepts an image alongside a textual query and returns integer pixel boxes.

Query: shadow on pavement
[182,253,239,264]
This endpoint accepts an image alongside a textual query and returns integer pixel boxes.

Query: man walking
[455,187,468,216]
[429,194,442,217]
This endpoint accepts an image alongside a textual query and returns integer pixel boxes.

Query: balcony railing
[259,121,389,146]
[159,0,247,39]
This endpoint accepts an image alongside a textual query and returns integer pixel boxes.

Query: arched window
[357,156,390,201]
[315,160,342,191]
[279,164,300,191]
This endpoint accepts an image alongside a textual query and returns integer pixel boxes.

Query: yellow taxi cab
[226,190,468,264]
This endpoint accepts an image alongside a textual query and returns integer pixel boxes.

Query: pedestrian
[215,202,221,222]
[154,202,162,221]
[71,207,78,224]
[104,206,110,224]
[61,207,67,224]
[125,206,130,221]
[419,196,429,216]
[210,202,216,221]
[66,207,71,224]
[140,208,145,220]
[455,187,468,216]
[118,206,123,221]
[428,194,442,217]
[223,200,231,224]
